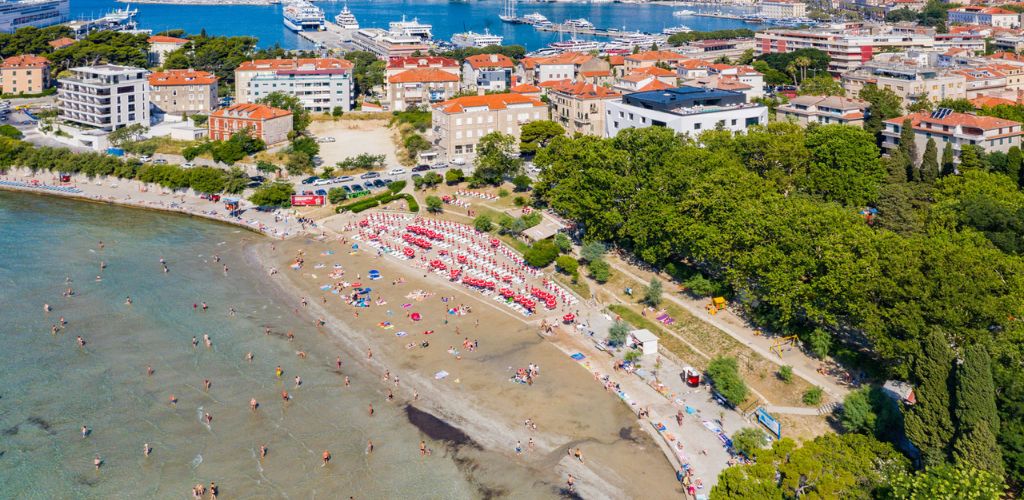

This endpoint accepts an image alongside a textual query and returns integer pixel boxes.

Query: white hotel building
[57,64,150,131]
[604,86,767,138]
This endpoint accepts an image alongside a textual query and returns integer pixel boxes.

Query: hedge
[337,191,419,213]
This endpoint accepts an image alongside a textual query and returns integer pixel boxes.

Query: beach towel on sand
[434,370,449,380]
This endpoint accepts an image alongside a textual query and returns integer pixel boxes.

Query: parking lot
[294,162,453,198]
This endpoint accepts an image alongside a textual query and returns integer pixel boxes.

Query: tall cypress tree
[1007,146,1021,185]
[899,118,918,181]
[953,345,1004,477]
[959,145,982,171]
[920,138,938,183]
[905,329,956,467]
[941,142,956,177]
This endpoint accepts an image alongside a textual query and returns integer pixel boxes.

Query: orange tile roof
[211,103,291,121]
[148,69,217,86]
[626,50,686,62]
[435,92,544,113]
[580,70,610,77]
[885,111,1021,131]
[386,56,458,69]
[714,80,752,90]
[954,67,1006,80]
[679,59,710,70]
[388,68,460,83]
[522,52,594,69]
[988,52,1024,63]
[237,58,354,72]
[148,35,189,44]
[638,80,674,91]
[538,79,572,88]
[48,37,76,49]
[628,66,675,77]
[620,73,653,83]
[464,53,514,69]
[971,96,1018,108]
[549,81,620,99]
[608,55,625,66]
[510,83,540,93]
[2,54,49,68]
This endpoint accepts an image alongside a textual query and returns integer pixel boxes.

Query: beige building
[758,0,807,19]
[548,82,620,137]
[148,69,218,116]
[147,35,190,66]
[623,50,688,72]
[842,64,966,109]
[386,68,461,111]
[1,55,51,95]
[882,111,1023,163]
[235,58,354,113]
[431,93,547,160]
[208,103,292,145]
[778,95,870,127]
[518,52,610,85]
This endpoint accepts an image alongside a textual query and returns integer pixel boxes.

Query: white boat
[334,3,359,30]
[612,32,664,48]
[673,9,695,17]
[499,0,517,22]
[283,0,325,32]
[662,25,692,35]
[389,16,432,40]
[523,12,549,25]
[549,37,600,52]
[563,18,594,30]
[451,29,504,48]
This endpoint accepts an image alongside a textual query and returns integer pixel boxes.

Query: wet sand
[252,234,682,499]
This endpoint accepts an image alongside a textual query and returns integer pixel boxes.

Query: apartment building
[147,35,189,66]
[623,50,688,72]
[755,29,937,73]
[386,68,460,111]
[235,58,354,113]
[777,95,870,127]
[208,103,292,145]
[58,64,150,131]
[518,52,609,85]
[462,53,514,92]
[613,67,678,93]
[548,82,620,137]
[385,56,460,79]
[351,29,430,59]
[431,93,547,160]
[1,54,50,95]
[882,110,1023,162]
[148,69,218,115]
[604,86,767,138]
[842,62,966,108]
[758,0,807,19]
[947,7,1020,28]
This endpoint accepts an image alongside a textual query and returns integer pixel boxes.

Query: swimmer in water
[44,303,51,313]
[51,324,59,335]
[146,365,154,376]
[259,445,267,458]
[96,275,102,282]
[94,455,102,470]
[125,296,132,305]
[344,376,350,387]
[81,425,89,438]
[144,443,151,457]
[420,441,427,456]
[294,376,302,388]
[100,261,106,270]
[98,241,104,250]
[204,334,212,348]
[387,389,394,401]
[192,336,199,348]
[76,336,86,347]
[203,379,211,391]
[368,404,374,416]
[169,394,177,405]
[336,356,342,370]
[204,412,213,424]
[246,352,254,363]
[275,365,283,378]
[367,348,373,359]
[366,440,374,454]
[250,398,259,411]
[281,390,289,401]
[201,302,208,312]
[321,450,331,467]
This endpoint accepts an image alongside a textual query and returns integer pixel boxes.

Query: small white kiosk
[629,329,659,356]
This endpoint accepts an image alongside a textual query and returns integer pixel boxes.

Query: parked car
[312,156,324,166]
[154,158,168,165]
[313,178,334,186]
[411,165,430,172]
[388,167,407,176]
[341,185,352,193]
[139,155,151,162]
[301,176,319,185]
[372,179,386,188]
[431,163,447,170]
[337,175,354,182]
[411,173,422,180]
[351,183,364,192]
[360,171,380,179]
[183,162,195,168]
[449,157,466,166]
[249,175,266,183]
[314,189,327,196]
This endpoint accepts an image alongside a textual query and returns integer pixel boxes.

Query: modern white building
[947,7,1020,29]
[758,0,807,19]
[58,64,150,132]
[0,0,69,33]
[235,58,354,113]
[604,86,767,138]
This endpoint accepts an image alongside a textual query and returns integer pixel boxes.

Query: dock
[534,24,631,39]
[296,21,357,51]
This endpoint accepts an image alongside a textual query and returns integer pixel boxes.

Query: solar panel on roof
[931,108,953,119]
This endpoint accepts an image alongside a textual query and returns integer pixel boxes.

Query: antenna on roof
[931,108,952,119]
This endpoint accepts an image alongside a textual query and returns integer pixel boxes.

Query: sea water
[0,192,483,497]
[69,0,766,50]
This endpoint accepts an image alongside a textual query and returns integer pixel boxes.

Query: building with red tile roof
[386,68,461,111]
[882,110,1023,163]
[209,103,292,145]
[947,6,1021,29]
[385,56,460,79]
[1,55,51,95]
[48,37,76,50]
[431,93,547,160]
[517,52,609,85]
[462,54,514,92]
[235,58,355,113]
[777,95,870,127]
[548,82,621,136]
[624,50,687,72]
[148,69,219,115]
[147,35,190,66]
[509,83,541,97]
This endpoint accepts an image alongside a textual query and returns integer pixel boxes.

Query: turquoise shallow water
[0,191,485,498]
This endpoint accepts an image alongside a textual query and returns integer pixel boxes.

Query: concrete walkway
[604,255,852,401]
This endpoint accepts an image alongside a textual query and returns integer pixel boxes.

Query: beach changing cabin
[629,328,659,356]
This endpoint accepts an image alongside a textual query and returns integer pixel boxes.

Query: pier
[534,24,635,39]
[296,21,357,51]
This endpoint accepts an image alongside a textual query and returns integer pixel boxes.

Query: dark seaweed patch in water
[27,417,55,435]
[557,487,583,499]
[2,425,18,436]
[404,405,478,449]
[75,475,99,487]
[619,426,639,443]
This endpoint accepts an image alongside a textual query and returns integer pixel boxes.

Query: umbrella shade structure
[368,270,381,280]
[410,312,422,321]
[563,314,575,323]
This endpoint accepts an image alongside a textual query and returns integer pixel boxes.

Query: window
[694,122,701,130]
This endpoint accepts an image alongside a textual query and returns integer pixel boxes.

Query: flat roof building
[58,64,150,131]
[604,86,767,138]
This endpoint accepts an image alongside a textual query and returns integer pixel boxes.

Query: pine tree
[904,329,956,467]
[959,145,982,171]
[899,118,918,178]
[920,138,939,183]
[1007,146,1021,185]
[952,345,1004,477]
[941,142,956,177]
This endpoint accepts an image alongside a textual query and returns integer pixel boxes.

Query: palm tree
[786,63,798,85]
[794,56,811,83]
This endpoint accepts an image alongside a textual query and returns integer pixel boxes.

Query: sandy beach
[250,226,684,498]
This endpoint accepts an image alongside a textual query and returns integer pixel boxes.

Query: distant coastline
[116,0,279,5]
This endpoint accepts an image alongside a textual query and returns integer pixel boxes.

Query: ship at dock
[282,0,325,32]
[388,15,432,41]
[451,28,502,48]
[334,3,358,30]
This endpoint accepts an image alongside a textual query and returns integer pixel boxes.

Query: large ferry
[334,3,358,30]
[388,16,432,41]
[0,0,69,32]
[549,37,600,52]
[563,18,594,30]
[282,0,325,32]
[451,28,503,48]
[662,25,692,35]
[523,12,550,26]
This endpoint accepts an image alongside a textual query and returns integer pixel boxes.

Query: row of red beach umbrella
[531,288,559,309]
[407,225,445,241]
[462,277,496,290]
[402,233,433,249]
[429,259,447,271]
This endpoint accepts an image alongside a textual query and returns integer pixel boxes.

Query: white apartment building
[431,93,547,160]
[842,62,966,108]
[759,1,807,19]
[755,29,937,73]
[947,7,1020,29]
[882,110,1023,162]
[235,58,354,113]
[58,64,150,132]
[604,86,767,138]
